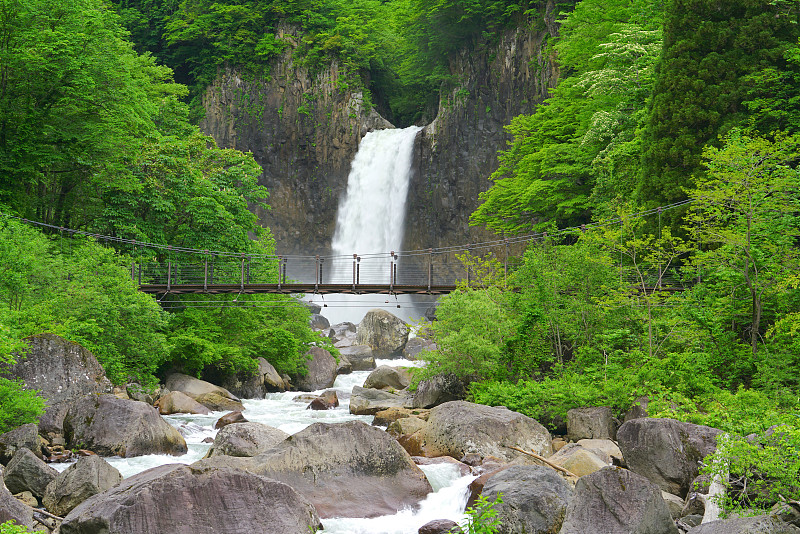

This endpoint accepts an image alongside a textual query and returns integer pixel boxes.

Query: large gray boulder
[547,443,608,477]
[0,423,41,464]
[220,357,287,398]
[206,420,432,519]
[42,455,122,516]
[1,334,112,434]
[560,467,678,534]
[403,337,437,360]
[349,386,409,415]
[617,418,722,498]
[480,465,573,534]
[567,406,617,440]
[292,347,337,391]
[60,464,321,534]
[339,344,376,371]
[165,373,244,411]
[356,309,409,357]
[155,391,210,415]
[405,373,466,409]
[3,448,57,499]
[687,516,800,534]
[412,401,552,461]
[207,422,288,458]
[0,474,33,529]
[63,394,187,457]
[363,365,413,391]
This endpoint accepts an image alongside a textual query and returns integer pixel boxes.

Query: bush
[0,522,33,534]
[0,378,44,434]
[460,493,503,534]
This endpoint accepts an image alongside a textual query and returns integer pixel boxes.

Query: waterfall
[315,126,424,325]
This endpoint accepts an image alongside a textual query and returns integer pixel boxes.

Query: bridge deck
[138,283,459,295]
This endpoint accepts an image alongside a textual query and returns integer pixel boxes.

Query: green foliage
[0,378,45,434]
[0,521,34,534]
[460,493,503,534]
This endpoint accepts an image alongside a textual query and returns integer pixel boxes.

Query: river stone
[165,373,243,410]
[373,407,430,426]
[363,365,413,391]
[329,322,356,342]
[309,313,330,331]
[661,491,685,519]
[356,309,409,357]
[293,347,337,391]
[0,474,33,529]
[388,417,428,438]
[214,411,248,429]
[686,515,800,534]
[308,390,339,410]
[616,417,722,498]
[481,465,573,534]
[405,373,466,409]
[418,519,460,534]
[42,455,122,516]
[60,464,322,534]
[155,391,210,415]
[576,438,624,465]
[339,344,376,371]
[560,467,678,534]
[0,423,42,464]
[1,334,112,434]
[349,386,409,415]
[63,394,187,457]
[336,353,353,375]
[403,337,437,360]
[413,401,552,461]
[247,420,432,518]
[548,443,608,477]
[220,357,287,398]
[567,406,617,440]
[208,422,288,457]
[3,448,57,499]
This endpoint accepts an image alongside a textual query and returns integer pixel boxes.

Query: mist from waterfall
[312,126,427,325]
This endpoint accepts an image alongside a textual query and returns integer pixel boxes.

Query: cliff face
[201,25,391,255]
[201,7,560,257]
[405,2,560,253]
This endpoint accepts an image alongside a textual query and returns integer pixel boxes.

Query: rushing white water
[51,358,472,533]
[313,126,430,325]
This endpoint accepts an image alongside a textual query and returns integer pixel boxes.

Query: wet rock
[373,407,430,426]
[560,467,678,534]
[405,374,466,409]
[292,347,337,391]
[687,515,800,534]
[207,422,288,458]
[412,401,552,461]
[418,519,460,534]
[481,465,573,534]
[308,390,339,410]
[221,357,287,398]
[567,406,617,441]
[336,353,353,375]
[616,417,722,498]
[339,345,375,371]
[155,391,210,415]
[363,365,413,391]
[356,309,409,358]
[1,334,112,434]
[60,464,321,534]
[412,456,472,477]
[214,411,248,429]
[165,373,244,411]
[349,386,408,415]
[63,394,187,457]
[0,423,42,464]
[42,455,122,516]
[4,448,57,499]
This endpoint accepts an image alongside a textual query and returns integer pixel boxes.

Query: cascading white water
[314,126,426,324]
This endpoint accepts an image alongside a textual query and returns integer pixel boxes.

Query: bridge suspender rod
[240,254,245,291]
[277,256,282,291]
[393,252,398,287]
[204,250,209,292]
[320,257,324,285]
[352,254,357,291]
[467,243,472,286]
[504,238,508,289]
[357,256,361,287]
[428,248,433,293]
[167,261,172,292]
[315,256,319,292]
[282,257,287,285]
[389,252,395,292]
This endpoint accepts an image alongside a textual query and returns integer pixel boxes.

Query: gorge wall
[200,4,561,257]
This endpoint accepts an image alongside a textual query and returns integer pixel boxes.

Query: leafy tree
[0,378,45,434]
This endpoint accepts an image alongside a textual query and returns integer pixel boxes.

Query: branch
[508,446,579,478]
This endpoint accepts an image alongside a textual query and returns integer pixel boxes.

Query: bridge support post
[389,251,394,293]
[320,257,325,284]
[315,255,319,292]
[204,250,209,292]
[467,244,472,286]
[138,263,142,286]
[277,256,282,291]
[357,256,361,289]
[428,248,432,293]
[504,238,508,288]
[282,257,287,286]
[240,253,245,291]
[167,261,172,292]
[352,254,357,291]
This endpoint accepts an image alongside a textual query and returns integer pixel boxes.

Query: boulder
[349,386,409,415]
[63,394,187,457]
[243,420,432,519]
[547,443,608,477]
[309,313,330,331]
[403,337,437,360]
[0,474,33,529]
[155,391,210,415]
[336,353,353,375]
[165,373,244,411]
[14,491,37,507]
[328,322,357,342]
[412,456,473,477]
[373,407,430,426]
[480,465,573,534]
[0,423,42,464]
[60,464,321,534]
[560,467,678,534]
[125,383,155,405]
[567,406,617,441]
[687,516,800,534]
[616,417,722,498]
[207,422,288,457]
[339,345,375,371]
[412,401,552,461]
[292,347,337,391]
[576,438,624,465]
[3,448,57,499]
[405,374,466,409]
[388,417,428,438]
[661,491,685,520]
[1,334,112,434]
[356,309,409,357]
[624,397,649,422]
[220,357,287,398]
[214,411,248,429]
[42,455,122,516]
[363,365,413,391]
[308,390,339,410]
[418,519,459,534]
